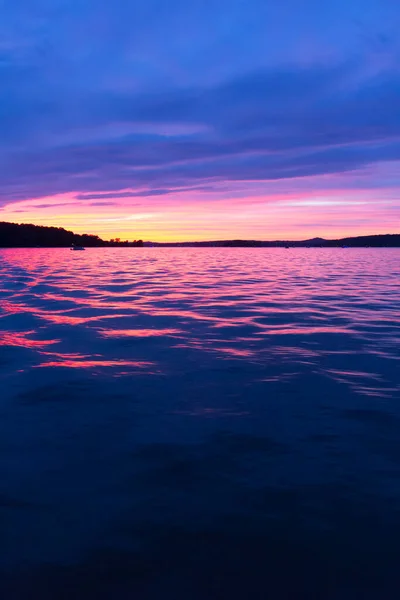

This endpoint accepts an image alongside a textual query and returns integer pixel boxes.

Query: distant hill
[0,222,143,247]
[0,221,398,248]
[145,234,400,247]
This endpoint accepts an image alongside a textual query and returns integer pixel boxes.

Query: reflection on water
[1,248,400,599]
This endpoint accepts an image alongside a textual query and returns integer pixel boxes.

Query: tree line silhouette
[0,222,143,247]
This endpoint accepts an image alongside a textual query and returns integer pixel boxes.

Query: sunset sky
[1,0,400,241]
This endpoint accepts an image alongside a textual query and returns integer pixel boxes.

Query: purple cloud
[1,0,400,208]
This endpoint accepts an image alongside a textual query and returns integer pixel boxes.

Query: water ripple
[1,247,400,598]
[0,248,399,397]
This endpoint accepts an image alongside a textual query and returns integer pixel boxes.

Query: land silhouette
[0,221,399,247]
[145,235,400,247]
[0,222,143,247]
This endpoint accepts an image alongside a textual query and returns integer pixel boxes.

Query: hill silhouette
[145,234,400,247]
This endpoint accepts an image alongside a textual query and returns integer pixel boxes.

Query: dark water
[1,248,399,599]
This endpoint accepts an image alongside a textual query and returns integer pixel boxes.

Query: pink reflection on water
[0,247,399,398]
[257,325,356,335]
[36,359,156,370]
[40,313,130,325]
[323,368,399,398]
[98,328,182,338]
[0,331,60,348]
[217,347,254,358]
[261,373,300,382]
[0,300,28,315]
[326,369,382,380]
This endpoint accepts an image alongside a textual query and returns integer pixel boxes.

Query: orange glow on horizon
[1,188,398,242]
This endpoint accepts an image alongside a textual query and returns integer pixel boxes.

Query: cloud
[1,0,400,208]
[76,185,217,200]
[88,201,124,206]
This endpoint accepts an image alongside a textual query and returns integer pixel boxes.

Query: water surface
[1,248,400,599]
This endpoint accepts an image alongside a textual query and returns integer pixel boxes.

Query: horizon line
[1,220,399,246]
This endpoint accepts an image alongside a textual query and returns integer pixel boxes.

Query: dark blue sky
[1,0,399,239]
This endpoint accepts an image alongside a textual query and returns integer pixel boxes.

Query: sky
[0,0,400,241]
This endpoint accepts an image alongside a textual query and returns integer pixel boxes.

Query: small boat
[71,244,85,251]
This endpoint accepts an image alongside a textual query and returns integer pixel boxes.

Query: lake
[1,248,400,599]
